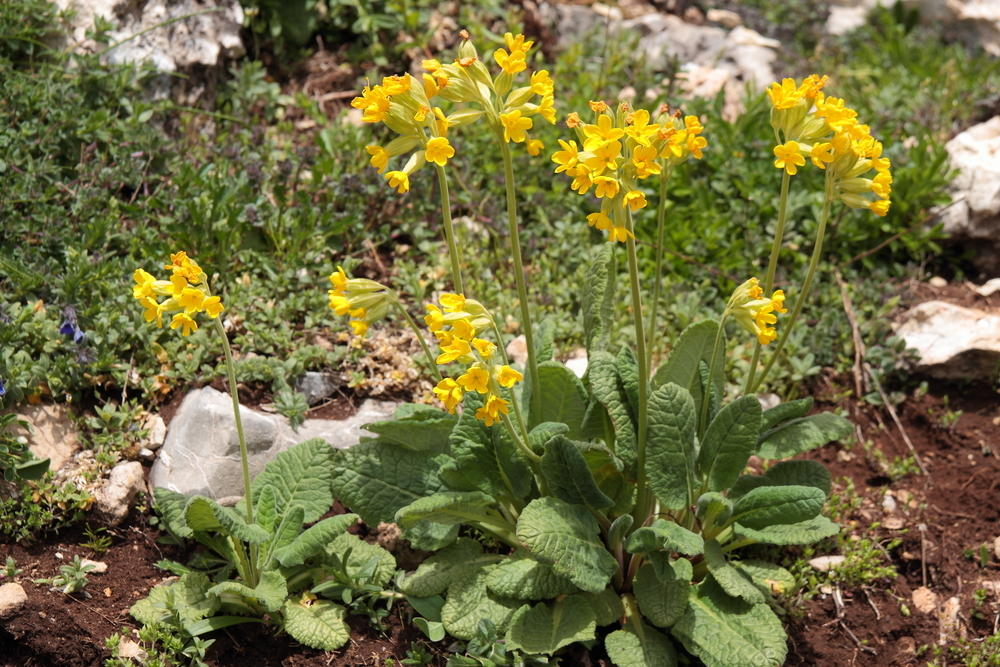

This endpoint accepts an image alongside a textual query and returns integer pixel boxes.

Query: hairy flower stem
[498,138,542,425]
[646,164,674,367]
[391,300,442,382]
[213,318,258,585]
[501,414,547,496]
[752,173,834,392]
[622,207,652,527]
[698,315,727,437]
[743,170,791,395]
[435,165,465,294]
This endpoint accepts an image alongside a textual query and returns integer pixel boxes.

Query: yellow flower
[472,337,497,358]
[450,318,476,342]
[526,139,543,156]
[425,304,446,331]
[202,295,224,318]
[631,145,661,178]
[624,109,658,147]
[624,190,647,211]
[494,47,527,74]
[588,100,608,114]
[366,145,389,174]
[552,139,580,174]
[329,266,349,293]
[583,114,623,147]
[437,338,472,365]
[139,296,163,326]
[535,95,556,124]
[766,78,804,110]
[530,70,554,96]
[132,269,158,299]
[439,293,466,312]
[349,319,369,336]
[170,313,198,337]
[607,224,634,243]
[475,395,510,427]
[457,366,490,393]
[385,170,410,194]
[433,378,464,413]
[773,141,806,175]
[500,110,532,143]
[351,85,391,123]
[869,199,890,216]
[593,176,620,199]
[587,212,613,232]
[164,251,204,284]
[380,74,410,96]
[809,142,834,169]
[496,365,523,388]
[565,112,582,128]
[686,134,707,159]
[179,287,206,314]
[727,278,785,345]
[583,140,621,174]
[425,137,455,167]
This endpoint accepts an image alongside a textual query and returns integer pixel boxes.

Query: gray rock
[940,117,1000,272]
[18,403,80,472]
[0,583,27,618]
[150,387,397,498]
[295,371,341,406]
[93,461,145,526]
[895,300,1000,381]
[145,414,167,450]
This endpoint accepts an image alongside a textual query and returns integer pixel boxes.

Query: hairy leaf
[527,421,570,455]
[616,346,640,415]
[585,586,624,627]
[541,436,614,510]
[251,438,334,523]
[282,598,350,650]
[756,412,852,460]
[505,596,597,655]
[530,361,589,437]
[732,485,825,529]
[441,566,519,640]
[697,396,762,492]
[605,622,678,667]
[209,570,287,613]
[671,579,786,667]
[255,485,278,534]
[516,497,617,593]
[761,398,813,431]
[327,533,396,587]
[262,504,305,569]
[730,460,831,499]
[130,572,219,626]
[273,514,358,568]
[626,520,704,557]
[439,428,531,501]
[733,515,840,545]
[400,538,500,598]
[184,496,270,544]
[704,540,763,603]
[734,559,796,597]
[653,319,724,412]
[583,243,616,352]
[646,383,698,510]
[486,551,577,600]
[588,350,636,468]
[634,562,691,628]
[153,487,193,538]
[362,403,456,454]
[395,491,503,531]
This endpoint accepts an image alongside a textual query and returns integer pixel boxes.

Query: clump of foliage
[35,554,97,595]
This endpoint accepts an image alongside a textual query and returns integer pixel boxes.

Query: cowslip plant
[130,254,399,651]
[333,39,876,666]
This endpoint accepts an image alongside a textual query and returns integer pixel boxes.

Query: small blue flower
[60,306,85,343]
[0,379,6,397]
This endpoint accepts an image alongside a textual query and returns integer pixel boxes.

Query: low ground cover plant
[317,34,891,665]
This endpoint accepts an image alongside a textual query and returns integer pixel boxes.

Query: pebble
[0,582,27,618]
[929,276,948,287]
[912,586,938,614]
[145,414,167,450]
[883,516,905,530]
[939,596,961,642]
[808,555,846,572]
[81,559,107,574]
[882,493,898,513]
[139,447,156,462]
[994,536,1000,561]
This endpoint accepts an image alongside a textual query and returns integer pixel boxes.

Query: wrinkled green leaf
[697,396,762,492]
[400,538,500,598]
[505,595,596,655]
[616,346,640,414]
[541,436,614,510]
[585,586,624,627]
[589,350,637,469]
[583,243,616,352]
[153,487,193,538]
[671,579,786,667]
[184,496,270,545]
[441,566,519,640]
[439,427,531,501]
[733,515,840,545]
[282,598,350,650]
[516,497,617,593]
[395,491,504,532]
[653,320,724,412]
[756,412,852,460]
[704,540,763,603]
[527,422,570,455]
[646,383,698,510]
[734,559,796,597]
[209,570,287,613]
[326,532,396,587]
[732,485,825,529]
[363,403,456,454]
[130,572,219,626]
[626,519,704,557]
[251,438,334,523]
[530,361,589,437]
[761,398,813,431]
[605,622,678,667]
[730,460,831,499]
[486,551,577,600]
[273,514,358,568]
[634,562,691,628]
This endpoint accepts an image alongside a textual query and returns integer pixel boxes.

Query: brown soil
[3,381,998,666]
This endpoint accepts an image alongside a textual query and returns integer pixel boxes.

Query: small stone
[294,371,341,406]
[976,278,1000,297]
[929,276,948,288]
[706,8,741,28]
[17,403,81,472]
[145,415,167,450]
[93,461,145,526]
[894,301,1000,381]
[883,516,905,530]
[837,449,855,462]
[882,493,898,513]
[55,552,63,560]
[757,393,781,411]
[118,638,147,661]
[104,587,113,597]
[139,447,156,462]
[808,555,846,572]
[0,582,27,618]
[895,636,917,657]
[994,535,1000,561]
[939,596,962,643]
[506,335,528,366]
[80,559,107,574]
[912,586,939,614]
[980,580,1000,596]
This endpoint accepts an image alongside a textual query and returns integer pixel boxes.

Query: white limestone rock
[93,461,145,526]
[17,403,81,472]
[0,583,27,618]
[895,300,1000,380]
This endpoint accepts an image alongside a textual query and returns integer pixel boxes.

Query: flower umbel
[132,252,223,336]
[327,266,393,336]
[727,277,787,345]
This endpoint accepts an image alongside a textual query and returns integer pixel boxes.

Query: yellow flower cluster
[355,32,556,193]
[766,75,893,217]
[132,252,224,336]
[327,267,392,337]
[727,277,787,345]
[553,103,707,242]
[426,293,523,426]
